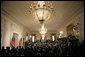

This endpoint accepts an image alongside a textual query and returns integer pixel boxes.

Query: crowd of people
[1,35,84,56]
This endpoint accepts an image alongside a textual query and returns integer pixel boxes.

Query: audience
[0,35,84,56]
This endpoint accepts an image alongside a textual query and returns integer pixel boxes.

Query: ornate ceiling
[1,1,84,32]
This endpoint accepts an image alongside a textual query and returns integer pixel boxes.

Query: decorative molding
[60,7,84,27]
[1,8,31,31]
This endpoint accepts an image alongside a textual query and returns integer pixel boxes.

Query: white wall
[60,8,84,43]
[1,13,30,48]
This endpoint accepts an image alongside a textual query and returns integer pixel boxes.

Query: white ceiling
[1,1,84,32]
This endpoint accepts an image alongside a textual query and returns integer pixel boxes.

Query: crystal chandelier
[30,1,53,40]
[30,1,53,24]
[39,24,47,40]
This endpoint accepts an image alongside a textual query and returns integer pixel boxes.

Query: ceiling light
[30,1,53,24]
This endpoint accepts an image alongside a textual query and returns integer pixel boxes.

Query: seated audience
[1,35,84,56]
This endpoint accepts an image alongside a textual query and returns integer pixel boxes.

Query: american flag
[10,37,15,48]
